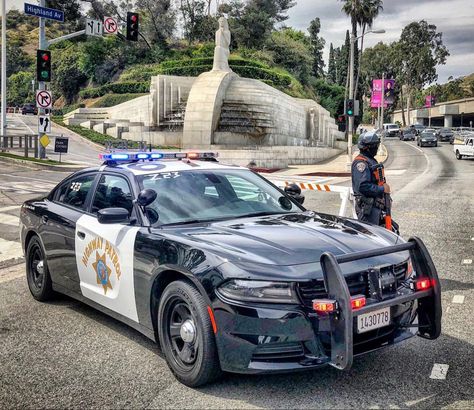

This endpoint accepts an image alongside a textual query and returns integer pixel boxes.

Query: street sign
[54,137,69,154]
[103,16,118,34]
[86,19,103,37]
[24,3,64,22]
[36,90,52,109]
[39,134,50,148]
[38,116,51,133]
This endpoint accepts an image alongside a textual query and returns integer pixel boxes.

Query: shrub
[91,93,147,108]
[79,82,149,98]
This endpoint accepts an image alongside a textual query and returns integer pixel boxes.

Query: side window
[91,174,134,215]
[56,174,96,210]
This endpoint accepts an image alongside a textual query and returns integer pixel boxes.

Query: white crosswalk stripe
[0,181,55,195]
[0,237,23,263]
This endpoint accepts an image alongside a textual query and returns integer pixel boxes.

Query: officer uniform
[351,132,385,225]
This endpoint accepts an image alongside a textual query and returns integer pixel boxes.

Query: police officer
[351,131,390,225]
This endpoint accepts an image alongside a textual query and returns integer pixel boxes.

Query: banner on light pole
[371,79,395,108]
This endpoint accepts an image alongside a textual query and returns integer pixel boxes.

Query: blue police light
[150,153,163,159]
[99,151,218,163]
[137,153,150,159]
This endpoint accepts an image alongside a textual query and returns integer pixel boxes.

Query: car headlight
[217,280,299,304]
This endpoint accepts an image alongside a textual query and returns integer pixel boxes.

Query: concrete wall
[108,95,152,125]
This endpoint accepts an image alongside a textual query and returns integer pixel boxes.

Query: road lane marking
[430,364,449,380]
[0,238,23,263]
[0,205,21,212]
[452,295,465,304]
[0,213,20,226]
[461,259,472,265]
[13,113,36,134]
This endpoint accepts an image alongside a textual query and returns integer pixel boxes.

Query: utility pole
[38,0,47,158]
[347,30,355,170]
[1,0,7,137]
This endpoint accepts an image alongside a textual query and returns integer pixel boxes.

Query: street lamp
[347,28,385,170]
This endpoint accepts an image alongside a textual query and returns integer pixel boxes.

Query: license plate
[357,307,391,333]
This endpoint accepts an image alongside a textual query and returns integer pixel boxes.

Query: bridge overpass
[392,97,474,127]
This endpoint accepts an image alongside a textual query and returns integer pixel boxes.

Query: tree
[136,0,176,48]
[47,0,83,29]
[6,42,33,77]
[267,28,312,84]
[7,71,34,107]
[336,30,350,87]
[308,18,325,78]
[179,0,216,44]
[226,0,296,49]
[327,43,336,83]
[398,20,449,124]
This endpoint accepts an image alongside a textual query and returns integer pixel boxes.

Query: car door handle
[42,215,49,224]
[77,231,86,240]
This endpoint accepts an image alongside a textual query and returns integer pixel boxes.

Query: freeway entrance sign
[36,90,52,109]
[86,19,103,37]
[24,3,64,22]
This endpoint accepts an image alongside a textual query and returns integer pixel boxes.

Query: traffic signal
[430,96,436,106]
[126,12,139,41]
[346,99,354,116]
[36,50,51,82]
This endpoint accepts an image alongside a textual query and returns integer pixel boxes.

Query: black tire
[26,236,54,301]
[456,150,462,160]
[435,143,438,147]
[158,280,222,387]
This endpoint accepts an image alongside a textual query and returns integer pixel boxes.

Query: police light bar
[99,151,218,162]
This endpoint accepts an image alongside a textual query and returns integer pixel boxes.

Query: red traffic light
[41,53,49,61]
[131,15,137,22]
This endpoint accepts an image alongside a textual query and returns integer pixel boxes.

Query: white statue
[212,17,232,72]
[309,108,315,143]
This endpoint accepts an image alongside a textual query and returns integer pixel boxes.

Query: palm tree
[341,0,383,99]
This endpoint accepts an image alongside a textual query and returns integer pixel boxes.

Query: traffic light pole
[347,31,355,171]
[38,0,47,159]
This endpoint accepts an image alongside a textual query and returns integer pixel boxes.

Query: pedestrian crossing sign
[39,134,50,148]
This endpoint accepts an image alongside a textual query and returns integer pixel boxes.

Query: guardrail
[1,134,39,158]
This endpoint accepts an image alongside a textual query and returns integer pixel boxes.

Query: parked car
[436,128,453,142]
[417,131,438,147]
[454,135,474,159]
[400,128,416,141]
[410,124,425,136]
[21,103,37,115]
[382,123,400,138]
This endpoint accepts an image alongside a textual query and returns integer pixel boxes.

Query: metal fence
[1,134,39,158]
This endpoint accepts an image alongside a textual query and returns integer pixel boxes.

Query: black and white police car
[20,151,442,387]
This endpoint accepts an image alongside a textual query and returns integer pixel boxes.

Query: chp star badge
[92,251,112,294]
[356,162,367,172]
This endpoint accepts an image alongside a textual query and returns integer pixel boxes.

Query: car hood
[158,212,408,279]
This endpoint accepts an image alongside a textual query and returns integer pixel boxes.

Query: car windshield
[138,168,302,226]
[422,132,435,137]
[388,125,398,129]
[440,128,451,132]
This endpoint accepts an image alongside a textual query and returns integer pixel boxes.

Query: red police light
[415,279,431,291]
[351,295,366,310]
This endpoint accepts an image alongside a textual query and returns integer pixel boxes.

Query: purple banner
[371,79,395,108]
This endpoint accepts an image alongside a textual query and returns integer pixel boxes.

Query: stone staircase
[63,108,110,126]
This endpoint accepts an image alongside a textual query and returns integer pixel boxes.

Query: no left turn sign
[36,90,52,109]
[103,16,118,34]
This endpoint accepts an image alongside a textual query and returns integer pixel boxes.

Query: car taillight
[351,295,366,310]
[313,299,337,313]
[415,278,431,291]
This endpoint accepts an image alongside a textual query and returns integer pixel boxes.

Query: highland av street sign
[24,3,64,23]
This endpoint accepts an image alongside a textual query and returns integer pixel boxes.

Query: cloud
[287,0,474,83]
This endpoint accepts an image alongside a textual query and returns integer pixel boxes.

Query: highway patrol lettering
[81,236,122,294]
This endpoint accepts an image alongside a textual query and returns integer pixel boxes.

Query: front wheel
[456,150,462,160]
[158,280,222,387]
[26,236,54,301]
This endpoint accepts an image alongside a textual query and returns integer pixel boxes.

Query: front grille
[298,262,408,308]
[252,342,305,362]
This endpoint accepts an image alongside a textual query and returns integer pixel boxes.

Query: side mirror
[98,207,130,224]
[137,189,157,207]
[284,183,305,205]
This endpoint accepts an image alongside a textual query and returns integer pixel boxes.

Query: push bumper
[320,236,441,370]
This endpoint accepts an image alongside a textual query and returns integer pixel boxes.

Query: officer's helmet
[358,131,381,149]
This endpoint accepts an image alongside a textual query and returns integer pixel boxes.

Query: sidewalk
[274,144,388,176]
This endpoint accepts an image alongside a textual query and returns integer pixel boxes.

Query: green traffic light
[41,71,49,78]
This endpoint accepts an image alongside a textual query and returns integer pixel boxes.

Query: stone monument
[212,17,232,72]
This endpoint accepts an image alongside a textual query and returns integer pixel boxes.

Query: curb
[0,155,86,172]
[0,256,24,270]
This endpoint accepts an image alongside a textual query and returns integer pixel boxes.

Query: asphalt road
[0,139,473,408]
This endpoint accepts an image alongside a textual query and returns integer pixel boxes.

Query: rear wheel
[26,236,54,301]
[456,150,462,160]
[158,280,222,387]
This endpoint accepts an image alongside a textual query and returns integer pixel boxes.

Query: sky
[287,0,474,84]
[6,0,474,84]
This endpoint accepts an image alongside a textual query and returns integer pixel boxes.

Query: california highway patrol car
[20,151,442,387]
